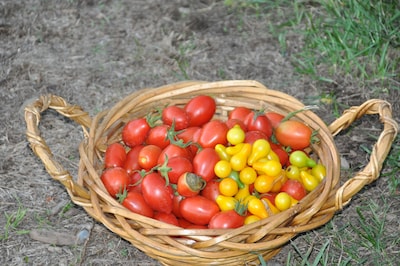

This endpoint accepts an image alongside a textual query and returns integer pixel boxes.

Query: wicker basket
[24,80,398,265]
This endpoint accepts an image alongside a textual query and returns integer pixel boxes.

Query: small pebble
[76,229,90,244]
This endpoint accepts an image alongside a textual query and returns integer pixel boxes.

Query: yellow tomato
[247,139,271,166]
[244,215,261,225]
[248,197,269,219]
[275,192,292,211]
[230,143,252,171]
[254,174,274,193]
[214,160,232,178]
[239,167,257,185]
[216,195,238,211]
[300,170,320,191]
[252,160,282,177]
[219,177,239,197]
[227,125,245,145]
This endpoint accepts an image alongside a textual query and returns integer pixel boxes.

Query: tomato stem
[155,155,172,186]
[281,105,319,123]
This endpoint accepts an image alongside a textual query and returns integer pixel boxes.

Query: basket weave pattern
[24,80,398,265]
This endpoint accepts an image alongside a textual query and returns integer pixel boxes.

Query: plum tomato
[141,172,174,214]
[162,105,189,131]
[145,124,170,149]
[208,210,245,229]
[124,145,144,176]
[197,120,229,148]
[225,118,247,131]
[184,95,216,127]
[104,142,127,169]
[138,144,162,170]
[164,156,193,184]
[193,148,220,182]
[157,144,193,165]
[244,112,273,138]
[101,167,130,198]
[200,179,221,201]
[154,212,179,226]
[177,172,206,197]
[122,118,151,147]
[228,106,252,122]
[179,195,220,225]
[121,190,154,218]
[244,130,268,145]
[265,111,285,129]
[275,120,313,150]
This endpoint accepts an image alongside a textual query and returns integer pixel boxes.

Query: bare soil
[1,1,399,265]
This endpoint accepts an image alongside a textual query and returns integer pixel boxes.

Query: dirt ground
[1,0,399,265]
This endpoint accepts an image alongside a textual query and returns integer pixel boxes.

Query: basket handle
[328,99,398,211]
[24,94,93,200]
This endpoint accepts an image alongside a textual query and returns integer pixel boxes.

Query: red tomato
[154,212,179,226]
[176,126,201,143]
[141,173,174,214]
[177,218,208,229]
[157,144,193,165]
[208,210,245,229]
[265,111,285,129]
[280,179,307,201]
[162,105,189,130]
[177,172,206,197]
[273,147,289,166]
[225,118,247,131]
[229,106,252,122]
[201,179,221,201]
[127,171,142,193]
[121,191,154,218]
[244,130,267,144]
[145,124,170,149]
[184,95,216,127]
[101,167,130,198]
[172,194,184,218]
[122,118,151,147]
[123,145,144,176]
[244,112,273,138]
[138,144,162,170]
[197,120,229,148]
[260,192,278,206]
[165,156,193,184]
[275,120,312,150]
[193,148,220,182]
[179,196,220,225]
[104,142,127,168]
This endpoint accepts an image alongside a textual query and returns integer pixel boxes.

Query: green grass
[1,199,29,240]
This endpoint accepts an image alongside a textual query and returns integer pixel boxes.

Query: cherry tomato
[272,146,289,166]
[230,143,252,171]
[289,150,316,168]
[184,95,216,127]
[252,160,282,177]
[179,196,220,225]
[261,198,280,215]
[164,156,193,184]
[247,139,271,166]
[300,170,320,191]
[101,167,130,198]
[244,130,268,145]
[124,145,144,176]
[201,179,221,201]
[162,105,189,130]
[214,160,232,178]
[239,167,257,185]
[219,177,239,197]
[244,112,273,138]
[208,210,245,229]
[177,126,201,144]
[225,118,247,131]
[274,192,292,211]
[145,124,170,149]
[197,120,229,148]
[127,171,143,192]
[193,148,220,182]
[141,173,174,214]
[311,164,327,182]
[229,106,252,122]
[244,215,261,225]
[104,142,126,169]
[280,179,307,201]
[138,144,162,170]
[227,125,245,145]
[216,195,238,211]
[121,191,154,218]
[275,120,313,150]
[157,144,192,165]
[254,174,275,193]
[247,197,269,219]
[285,165,301,181]
[122,118,151,147]
[154,212,179,226]
[265,111,284,129]
[172,194,184,218]
[177,172,206,197]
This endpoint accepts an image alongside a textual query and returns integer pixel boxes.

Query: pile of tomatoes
[100,95,326,229]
